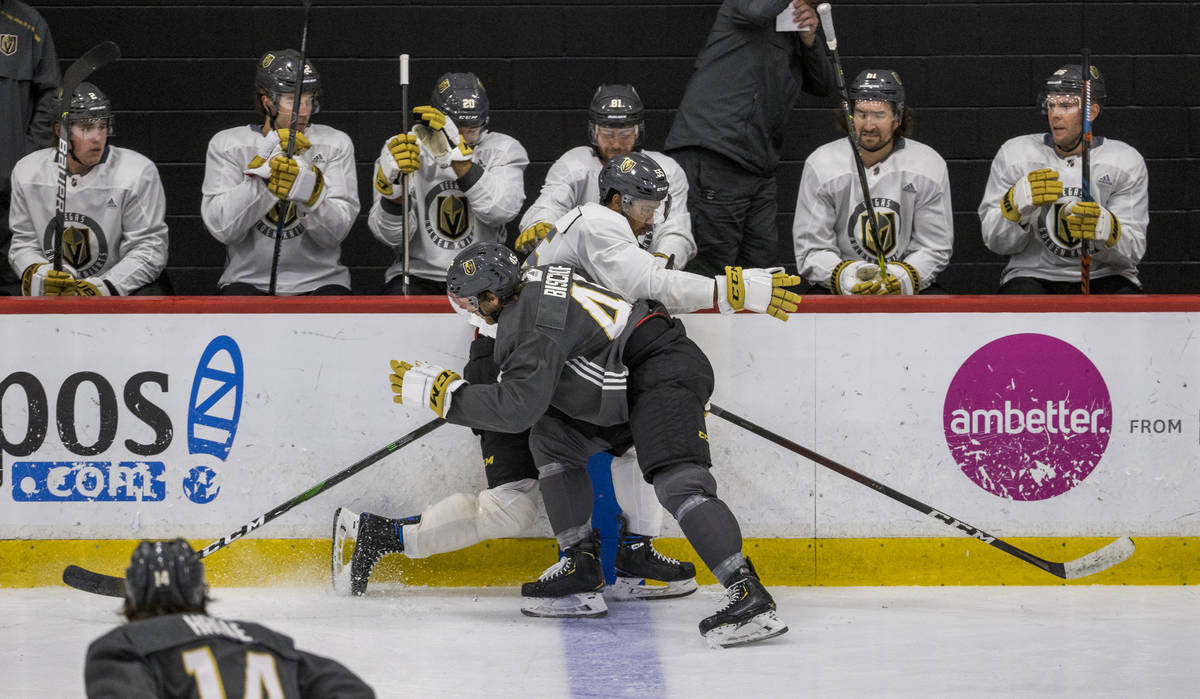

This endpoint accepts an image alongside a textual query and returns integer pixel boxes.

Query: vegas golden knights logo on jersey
[63,226,94,269]
[437,194,470,240]
[0,34,17,57]
[858,211,897,257]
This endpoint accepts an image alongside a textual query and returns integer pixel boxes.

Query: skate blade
[521,591,608,618]
[703,610,788,649]
[330,507,359,596]
[610,576,698,601]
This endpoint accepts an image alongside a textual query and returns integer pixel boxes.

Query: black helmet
[589,83,644,146]
[446,242,521,312]
[849,69,905,113]
[53,82,114,134]
[255,49,321,114]
[124,539,207,616]
[433,72,489,129]
[1040,64,1106,109]
[599,152,668,203]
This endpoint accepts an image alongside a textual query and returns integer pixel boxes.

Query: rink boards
[1,296,1197,586]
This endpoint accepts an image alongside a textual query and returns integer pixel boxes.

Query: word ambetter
[948,401,1106,436]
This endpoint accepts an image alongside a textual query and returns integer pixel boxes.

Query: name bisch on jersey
[543,266,571,298]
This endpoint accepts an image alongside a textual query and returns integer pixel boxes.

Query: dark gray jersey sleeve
[296,649,376,698]
[85,629,161,698]
[446,327,566,434]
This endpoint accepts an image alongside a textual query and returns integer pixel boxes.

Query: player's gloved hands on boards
[22,262,77,296]
[390,359,465,418]
[1002,168,1062,222]
[75,277,113,296]
[1059,201,1121,248]
[374,134,419,200]
[848,264,899,295]
[514,222,553,253]
[412,106,473,169]
[715,266,802,321]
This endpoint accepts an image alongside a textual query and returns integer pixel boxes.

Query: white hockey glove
[245,129,312,172]
[412,105,474,169]
[515,221,554,253]
[21,262,77,296]
[1002,168,1062,222]
[715,266,802,322]
[839,261,919,295]
[1060,201,1121,248]
[259,153,325,207]
[389,359,465,418]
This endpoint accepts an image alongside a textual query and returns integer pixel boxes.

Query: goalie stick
[62,417,446,597]
[52,41,121,272]
[707,403,1135,580]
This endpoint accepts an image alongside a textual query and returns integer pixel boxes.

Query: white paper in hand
[776,5,811,32]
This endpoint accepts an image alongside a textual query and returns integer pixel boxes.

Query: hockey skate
[699,559,788,648]
[520,531,607,618]
[611,513,698,601]
[331,507,408,596]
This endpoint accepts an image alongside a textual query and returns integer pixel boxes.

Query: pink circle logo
[943,333,1111,501]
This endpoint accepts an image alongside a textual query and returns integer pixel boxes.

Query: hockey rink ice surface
[6,584,1197,697]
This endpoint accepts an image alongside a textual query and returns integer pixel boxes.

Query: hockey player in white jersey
[201,50,359,295]
[793,69,953,295]
[368,72,528,294]
[515,83,695,268]
[979,64,1147,293]
[9,82,170,296]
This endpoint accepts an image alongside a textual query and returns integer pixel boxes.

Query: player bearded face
[853,100,899,153]
[595,126,638,163]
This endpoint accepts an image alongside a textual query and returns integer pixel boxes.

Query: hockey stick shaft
[816,3,889,275]
[62,417,446,597]
[268,0,314,296]
[400,53,411,295]
[1080,49,1093,295]
[707,403,1134,580]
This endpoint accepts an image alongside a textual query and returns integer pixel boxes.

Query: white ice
[5,584,1197,698]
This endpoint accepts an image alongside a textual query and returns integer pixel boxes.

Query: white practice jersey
[8,146,168,295]
[794,137,953,291]
[201,123,359,294]
[978,133,1148,286]
[368,129,527,284]
[519,146,696,267]
[526,202,715,314]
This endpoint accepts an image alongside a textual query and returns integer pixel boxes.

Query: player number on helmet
[462,98,476,109]
[609,98,623,108]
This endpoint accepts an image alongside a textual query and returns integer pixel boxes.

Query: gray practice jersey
[368,129,527,283]
[448,265,651,433]
[201,124,359,294]
[8,145,168,294]
[518,146,696,266]
[979,133,1148,286]
[794,137,953,291]
[526,202,716,314]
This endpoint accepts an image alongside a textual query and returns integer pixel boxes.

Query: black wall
[35,1,1200,294]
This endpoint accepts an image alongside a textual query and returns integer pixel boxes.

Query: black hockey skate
[520,531,607,618]
[611,513,698,601]
[331,507,412,597]
[699,559,788,648]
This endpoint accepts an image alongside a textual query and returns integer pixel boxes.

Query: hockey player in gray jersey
[386,242,788,647]
[9,82,169,296]
[201,50,359,295]
[793,69,953,295]
[515,83,695,268]
[979,64,1147,293]
[369,72,528,294]
[85,539,374,698]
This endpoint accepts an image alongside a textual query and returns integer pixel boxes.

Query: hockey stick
[268,0,313,296]
[1079,49,1093,295]
[62,417,446,597]
[707,403,1135,580]
[52,41,121,272]
[400,53,412,295]
[815,3,889,277]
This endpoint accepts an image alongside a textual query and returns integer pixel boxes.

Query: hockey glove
[265,154,326,207]
[1060,201,1121,248]
[245,129,312,172]
[390,359,466,418]
[76,277,114,296]
[412,105,474,169]
[1002,168,1062,222]
[715,266,802,321]
[515,222,554,253]
[21,262,77,296]
[845,261,919,295]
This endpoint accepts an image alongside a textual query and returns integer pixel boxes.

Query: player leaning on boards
[84,539,374,698]
[201,50,359,295]
[978,64,1148,294]
[515,83,695,268]
[369,71,528,294]
[794,69,953,295]
[9,82,170,296]
[388,242,788,648]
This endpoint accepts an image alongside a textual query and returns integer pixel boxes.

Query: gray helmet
[255,49,321,114]
[446,242,521,311]
[589,83,644,146]
[849,70,905,113]
[53,82,114,133]
[598,152,668,203]
[1040,64,1106,110]
[124,539,207,615]
[432,72,489,129]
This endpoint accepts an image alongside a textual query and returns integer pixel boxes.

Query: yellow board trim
[2,537,1193,589]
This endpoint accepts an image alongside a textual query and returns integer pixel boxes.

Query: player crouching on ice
[382,242,788,648]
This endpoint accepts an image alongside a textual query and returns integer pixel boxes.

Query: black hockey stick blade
[707,403,1135,580]
[59,41,121,97]
[62,417,446,597]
